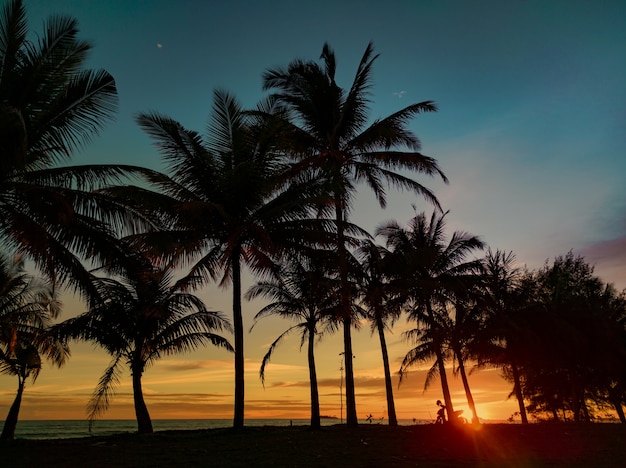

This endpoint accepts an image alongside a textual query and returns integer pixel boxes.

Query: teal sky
[24,0,625,289]
[4,0,624,423]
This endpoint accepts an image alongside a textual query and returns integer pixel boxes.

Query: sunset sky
[1,0,625,423]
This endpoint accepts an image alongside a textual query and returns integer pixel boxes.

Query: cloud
[580,236,626,267]
[161,360,231,372]
[393,90,407,98]
[579,236,626,289]
[156,43,163,48]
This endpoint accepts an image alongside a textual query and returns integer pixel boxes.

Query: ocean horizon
[10,418,433,440]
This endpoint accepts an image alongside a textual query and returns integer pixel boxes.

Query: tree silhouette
[0,0,154,297]
[520,253,626,422]
[121,90,323,429]
[443,296,483,423]
[379,210,483,423]
[262,42,447,426]
[476,249,532,423]
[0,254,68,440]
[54,250,232,433]
[354,240,401,426]
[247,254,338,429]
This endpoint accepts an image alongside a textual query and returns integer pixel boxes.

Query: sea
[11,419,429,440]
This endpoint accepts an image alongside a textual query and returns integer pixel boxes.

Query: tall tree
[380,210,483,423]
[262,42,447,426]
[247,254,338,429]
[0,254,68,440]
[519,253,626,422]
[354,240,401,426]
[476,249,532,423]
[125,90,323,429]
[442,297,482,423]
[0,0,155,297]
[54,251,233,433]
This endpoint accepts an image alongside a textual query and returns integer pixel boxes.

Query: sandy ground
[1,423,625,467]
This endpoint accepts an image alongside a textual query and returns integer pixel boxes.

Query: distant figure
[366,413,373,423]
[435,400,446,424]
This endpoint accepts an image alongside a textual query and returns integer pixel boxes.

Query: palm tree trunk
[335,201,357,427]
[435,346,455,422]
[426,304,454,422]
[376,315,397,426]
[232,248,245,429]
[611,398,626,424]
[132,367,153,434]
[511,363,528,424]
[342,317,358,426]
[608,387,626,424]
[307,326,321,429]
[455,353,479,423]
[1,377,25,440]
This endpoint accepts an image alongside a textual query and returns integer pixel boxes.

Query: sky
[1,0,625,424]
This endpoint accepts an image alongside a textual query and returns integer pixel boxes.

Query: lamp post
[339,353,344,424]
[339,352,354,424]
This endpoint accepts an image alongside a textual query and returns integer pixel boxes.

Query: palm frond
[87,355,123,430]
[0,0,28,89]
[259,324,302,386]
[31,69,118,163]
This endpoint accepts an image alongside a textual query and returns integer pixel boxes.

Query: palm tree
[354,240,401,426]
[379,210,483,423]
[54,251,233,434]
[442,297,483,423]
[112,90,322,429]
[247,254,338,429]
[0,253,68,440]
[262,42,448,426]
[476,249,531,423]
[0,0,158,297]
[399,310,452,399]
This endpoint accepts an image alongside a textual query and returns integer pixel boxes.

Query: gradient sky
[1,0,625,423]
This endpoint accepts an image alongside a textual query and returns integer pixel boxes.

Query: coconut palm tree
[54,251,233,434]
[354,240,401,426]
[247,254,338,429]
[0,0,158,297]
[475,249,532,423]
[262,42,448,426]
[379,210,483,423]
[0,253,68,440]
[112,90,325,429]
[441,296,483,423]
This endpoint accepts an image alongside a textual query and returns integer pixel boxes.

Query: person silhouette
[435,400,446,424]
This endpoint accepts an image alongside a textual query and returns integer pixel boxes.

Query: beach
[1,423,625,467]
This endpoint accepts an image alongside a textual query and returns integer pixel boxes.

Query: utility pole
[339,353,344,424]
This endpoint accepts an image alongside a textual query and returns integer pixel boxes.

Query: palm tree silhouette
[55,250,233,433]
[379,210,483,423]
[0,0,155,297]
[247,254,338,429]
[476,249,531,423]
[354,240,401,426]
[441,296,482,423]
[0,254,68,440]
[126,90,321,429]
[262,42,447,426]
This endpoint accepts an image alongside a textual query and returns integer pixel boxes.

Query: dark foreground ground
[1,423,625,467]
